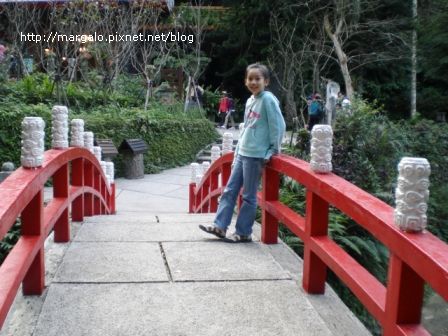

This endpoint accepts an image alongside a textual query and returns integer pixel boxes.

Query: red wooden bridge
[0,147,447,335]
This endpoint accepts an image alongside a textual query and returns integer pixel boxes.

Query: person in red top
[218,91,230,127]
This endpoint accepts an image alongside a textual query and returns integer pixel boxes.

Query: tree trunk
[411,0,417,118]
[324,16,354,99]
[284,87,297,124]
[313,63,320,94]
[144,78,151,112]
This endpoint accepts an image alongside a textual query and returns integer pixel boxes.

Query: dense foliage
[0,74,218,175]
[201,0,447,121]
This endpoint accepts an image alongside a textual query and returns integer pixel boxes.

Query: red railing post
[210,172,219,212]
[384,254,425,336]
[71,158,84,221]
[221,162,231,187]
[261,166,280,244]
[110,183,116,214]
[100,179,106,215]
[21,190,45,295]
[83,161,94,216]
[53,164,70,242]
[93,170,101,215]
[189,183,196,213]
[201,177,210,213]
[196,183,203,214]
[303,190,329,294]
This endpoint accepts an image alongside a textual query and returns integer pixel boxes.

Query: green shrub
[0,220,20,265]
[0,100,218,176]
[0,73,146,111]
[78,105,218,174]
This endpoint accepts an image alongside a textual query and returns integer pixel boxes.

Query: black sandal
[198,225,227,239]
[223,233,252,243]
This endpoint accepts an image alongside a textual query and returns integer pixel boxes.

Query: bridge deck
[0,164,370,336]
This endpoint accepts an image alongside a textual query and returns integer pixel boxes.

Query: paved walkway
[0,163,370,336]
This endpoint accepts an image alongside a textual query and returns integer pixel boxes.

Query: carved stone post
[83,131,94,153]
[21,117,45,168]
[93,146,102,162]
[100,161,107,177]
[310,125,333,173]
[70,119,84,147]
[222,132,233,154]
[202,161,210,175]
[394,157,430,232]
[211,146,221,163]
[51,105,69,149]
[106,161,114,187]
[196,174,203,185]
[190,163,199,183]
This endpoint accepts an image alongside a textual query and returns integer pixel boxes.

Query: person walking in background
[306,93,324,131]
[217,91,230,127]
[200,63,286,243]
[223,93,236,129]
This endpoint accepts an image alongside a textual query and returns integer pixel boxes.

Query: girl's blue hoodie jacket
[234,90,286,161]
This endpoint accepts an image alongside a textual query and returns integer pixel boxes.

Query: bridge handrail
[0,147,116,329]
[189,152,448,336]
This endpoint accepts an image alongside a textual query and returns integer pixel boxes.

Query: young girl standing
[199,63,286,242]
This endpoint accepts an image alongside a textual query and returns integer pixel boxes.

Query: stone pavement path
[0,163,370,336]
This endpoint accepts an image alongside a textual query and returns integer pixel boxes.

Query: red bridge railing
[0,147,115,329]
[189,152,448,336]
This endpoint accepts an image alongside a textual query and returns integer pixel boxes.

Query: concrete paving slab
[74,217,259,243]
[53,242,168,283]
[143,174,191,186]
[159,166,191,176]
[116,190,187,213]
[112,180,184,196]
[163,187,189,199]
[156,213,217,223]
[74,222,217,242]
[163,242,290,281]
[33,281,333,336]
[81,213,159,224]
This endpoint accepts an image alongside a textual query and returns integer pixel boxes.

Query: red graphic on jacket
[247,110,261,128]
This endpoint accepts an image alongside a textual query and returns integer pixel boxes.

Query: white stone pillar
[93,146,102,162]
[211,146,221,163]
[70,119,84,147]
[83,131,94,154]
[106,161,114,186]
[100,161,107,176]
[394,157,430,232]
[21,117,45,168]
[310,125,333,173]
[201,161,210,175]
[190,162,199,183]
[222,132,234,154]
[51,105,69,149]
[195,173,203,185]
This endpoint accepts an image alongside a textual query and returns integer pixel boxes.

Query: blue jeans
[214,155,264,236]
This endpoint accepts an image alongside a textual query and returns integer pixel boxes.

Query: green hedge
[77,107,218,174]
[0,102,218,175]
